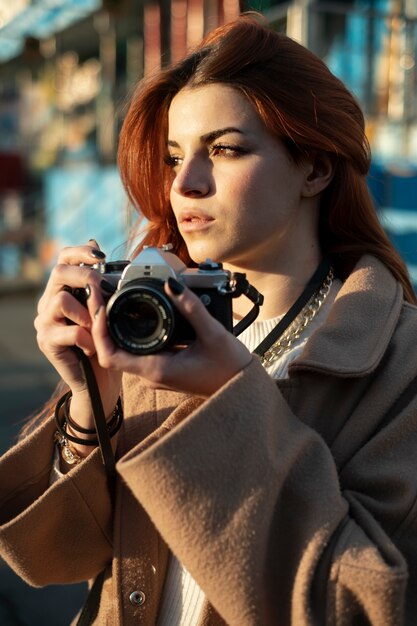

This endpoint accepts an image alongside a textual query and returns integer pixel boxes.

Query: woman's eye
[210,144,245,157]
[164,154,182,168]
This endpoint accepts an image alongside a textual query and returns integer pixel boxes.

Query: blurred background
[0,0,416,623]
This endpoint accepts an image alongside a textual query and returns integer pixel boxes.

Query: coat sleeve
[116,357,408,626]
[0,417,113,586]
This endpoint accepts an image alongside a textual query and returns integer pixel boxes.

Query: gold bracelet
[54,431,83,466]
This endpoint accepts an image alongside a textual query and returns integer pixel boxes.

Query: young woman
[1,14,417,626]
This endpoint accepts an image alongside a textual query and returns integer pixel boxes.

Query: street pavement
[0,289,87,625]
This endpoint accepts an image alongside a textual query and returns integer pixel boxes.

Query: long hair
[21,13,415,437]
[118,13,415,302]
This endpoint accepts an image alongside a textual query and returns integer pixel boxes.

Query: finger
[90,305,161,373]
[40,263,109,311]
[85,280,106,325]
[91,309,179,392]
[165,277,227,344]
[45,289,93,328]
[56,242,106,266]
[90,305,119,369]
[36,322,96,359]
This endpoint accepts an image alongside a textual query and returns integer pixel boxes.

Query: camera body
[80,245,235,355]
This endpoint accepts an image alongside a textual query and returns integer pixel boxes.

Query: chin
[187,243,222,264]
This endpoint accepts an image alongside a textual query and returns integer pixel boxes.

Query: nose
[171,156,211,197]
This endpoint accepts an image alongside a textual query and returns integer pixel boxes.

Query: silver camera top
[118,245,231,291]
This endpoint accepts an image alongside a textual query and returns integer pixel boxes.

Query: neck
[229,251,322,322]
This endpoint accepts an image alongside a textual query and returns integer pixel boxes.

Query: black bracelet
[54,392,123,446]
[64,392,119,435]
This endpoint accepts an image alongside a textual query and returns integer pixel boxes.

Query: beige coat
[1,255,417,625]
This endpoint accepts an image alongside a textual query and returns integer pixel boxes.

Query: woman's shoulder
[402,299,417,315]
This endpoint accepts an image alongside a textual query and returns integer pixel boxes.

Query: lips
[177,210,215,233]
[178,210,214,224]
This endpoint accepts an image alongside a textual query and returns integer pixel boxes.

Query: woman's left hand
[88,278,253,397]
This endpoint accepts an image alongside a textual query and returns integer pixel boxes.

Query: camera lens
[120,299,162,339]
[106,282,175,354]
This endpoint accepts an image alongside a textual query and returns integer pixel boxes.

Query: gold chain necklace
[260,268,334,367]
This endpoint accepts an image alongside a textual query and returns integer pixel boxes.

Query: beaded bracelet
[54,391,123,447]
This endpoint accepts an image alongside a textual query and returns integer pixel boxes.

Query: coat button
[129,590,146,606]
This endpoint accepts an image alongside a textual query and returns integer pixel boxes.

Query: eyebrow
[167,127,244,148]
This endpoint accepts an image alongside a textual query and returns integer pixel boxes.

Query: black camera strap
[73,347,117,493]
[231,257,332,347]
[70,347,117,626]
[231,273,264,337]
[253,256,333,358]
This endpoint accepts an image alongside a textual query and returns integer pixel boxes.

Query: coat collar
[289,255,404,377]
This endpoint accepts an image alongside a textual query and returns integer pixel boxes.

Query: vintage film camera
[73,245,262,355]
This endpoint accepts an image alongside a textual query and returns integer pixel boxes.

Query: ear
[302,152,334,198]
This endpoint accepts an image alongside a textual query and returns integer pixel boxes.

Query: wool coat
[1,255,417,625]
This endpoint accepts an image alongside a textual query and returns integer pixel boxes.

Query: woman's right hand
[34,240,122,433]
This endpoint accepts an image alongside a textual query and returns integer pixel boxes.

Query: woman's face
[167,83,320,273]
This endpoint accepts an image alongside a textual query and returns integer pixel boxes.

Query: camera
[76,245,239,355]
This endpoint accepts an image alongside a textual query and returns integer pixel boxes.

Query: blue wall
[368,162,417,284]
[44,165,131,263]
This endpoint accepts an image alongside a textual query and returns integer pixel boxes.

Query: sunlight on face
[167,83,320,274]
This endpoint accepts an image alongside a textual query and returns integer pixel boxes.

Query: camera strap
[72,347,117,494]
[71,347,117,626]
[231,257,332,343]
[252,256,333,358]
[231,274,264,337]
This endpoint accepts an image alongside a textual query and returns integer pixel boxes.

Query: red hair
[118,13,415,302]
[20,14,415,437]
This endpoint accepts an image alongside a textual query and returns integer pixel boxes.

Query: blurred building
[0,0,241,287]
[260,1,417,277]
[0,0,416,285]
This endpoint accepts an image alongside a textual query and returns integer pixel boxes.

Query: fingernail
[91,248,106,259]
[167,276,184,295]
[100,279,115,294]
[94,305,103,318]
[85,284,91,299]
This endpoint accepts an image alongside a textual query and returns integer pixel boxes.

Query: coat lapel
[290,255,404,377]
